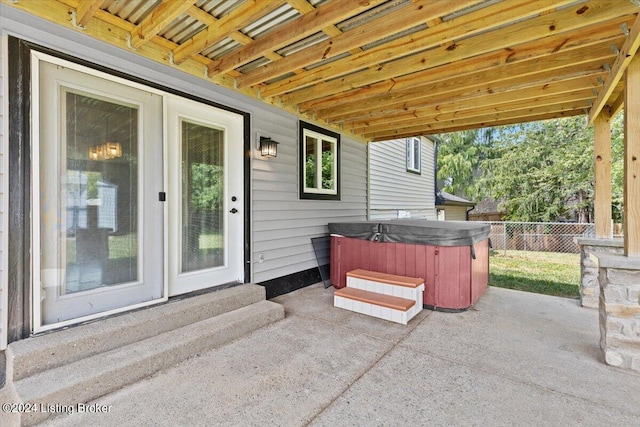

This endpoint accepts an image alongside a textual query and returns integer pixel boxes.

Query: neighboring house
[436,191,476,221]
[0,9,370,349]
[368,136,437,220]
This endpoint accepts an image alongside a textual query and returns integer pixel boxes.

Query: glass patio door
[167,96,244,296]
[33,53,165,331]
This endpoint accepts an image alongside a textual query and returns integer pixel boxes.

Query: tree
[435,129,494,198]
[610,112,624,223]
[479,117,595,222]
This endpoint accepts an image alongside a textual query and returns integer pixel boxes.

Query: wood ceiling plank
[257,0,604,97]
[207,0,382,76]
[588,13,640,125]
[284,16,631,107]
[172,0,287,65]
[315,50,613,121]
[130,0,197,49]
[75,0,102,27]
[236,0,481,89]
[17,0,262,108]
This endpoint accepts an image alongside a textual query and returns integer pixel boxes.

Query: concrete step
[2,300,284,426]
[6,284,266,382]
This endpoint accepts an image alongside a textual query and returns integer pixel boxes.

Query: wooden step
[335,287,415,311]
[347,269,424,288]
[334,287,418,325]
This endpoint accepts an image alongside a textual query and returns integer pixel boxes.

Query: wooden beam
[282,15,634,107]
[75,0,101,27]
[624,55,640,257]
[236,0,481,89]
[367,110,585,141]
[588,13,640,126]
[609,91,625,117]
[172,0,287,65]
[129,0,196,49]
[207,0,383,76]
[257,0,628,98]
[594,110,613,238]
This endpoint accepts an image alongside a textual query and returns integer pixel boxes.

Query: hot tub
[328,220,491,311]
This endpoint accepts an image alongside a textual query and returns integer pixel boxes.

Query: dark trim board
[7,36,32,343]
[259,267,322,300]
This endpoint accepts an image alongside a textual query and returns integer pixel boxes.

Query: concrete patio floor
[43,284,640,427]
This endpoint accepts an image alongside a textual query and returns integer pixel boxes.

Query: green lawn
[489,250,580,299]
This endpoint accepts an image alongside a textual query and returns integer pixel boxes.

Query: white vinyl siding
[0,35,7,350]
[369,137,436,220]
[0,4,368,305]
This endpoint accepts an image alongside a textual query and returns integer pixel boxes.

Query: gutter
[466,205,475,221]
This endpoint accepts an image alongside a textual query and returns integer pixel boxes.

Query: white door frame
[29,50,249,333]
[166,95,245,296]
[31,51,170,333]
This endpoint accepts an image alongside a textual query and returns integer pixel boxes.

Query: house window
[406,137,421,174]
[300,121,340,200]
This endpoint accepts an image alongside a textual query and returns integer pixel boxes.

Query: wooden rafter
[75,0,101,27]
[207,0,383,76]
[236,0,480,89]
[129,0,197,49]
[588,13,640,125]
[172,0,287,65]
[284,16,631,107]
[315,53,613,122]
[4,0,638,141]
[256,0,611,98]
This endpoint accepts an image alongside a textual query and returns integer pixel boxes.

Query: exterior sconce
[259,136,279,158]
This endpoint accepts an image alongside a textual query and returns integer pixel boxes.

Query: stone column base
[592,252,640,373]
[575,238,623,308]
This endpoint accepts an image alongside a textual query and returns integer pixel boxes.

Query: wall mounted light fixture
[258,136,279,158]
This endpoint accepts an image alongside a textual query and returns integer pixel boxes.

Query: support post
[594,110,612,238]
[624,55,640,257]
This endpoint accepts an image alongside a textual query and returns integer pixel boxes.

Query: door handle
[230,208,238,214]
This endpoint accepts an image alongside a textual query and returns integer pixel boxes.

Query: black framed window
[406,137,421,174]
[299,121,340,200]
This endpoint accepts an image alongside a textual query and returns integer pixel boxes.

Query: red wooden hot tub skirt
[330,235,489,311]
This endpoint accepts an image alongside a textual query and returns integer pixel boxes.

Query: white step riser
[346,277,424,309]
[334,295,409,325]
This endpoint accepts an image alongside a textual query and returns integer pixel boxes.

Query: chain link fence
[480,221,595,255]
